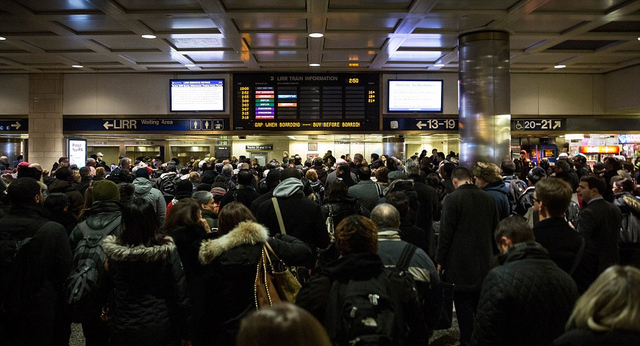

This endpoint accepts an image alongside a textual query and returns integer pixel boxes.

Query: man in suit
[348,166,382,212]
[576,175,622,274]
[436,167,499,346]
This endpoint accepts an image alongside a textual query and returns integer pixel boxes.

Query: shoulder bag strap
[271,197,286,235]
[396,243,418,271]
[375,183,383,198]
[264,241,283,263]
[569,237,586,275]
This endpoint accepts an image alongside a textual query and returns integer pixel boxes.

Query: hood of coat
[199,221,269,264]
[48,179,73,193]
[484,180,508,195]
[323,252,383,280]
[273,177,303,198]
[133,177,152,195]
[103,235,175,262]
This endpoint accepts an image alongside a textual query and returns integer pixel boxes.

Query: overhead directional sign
[0,118,28,132]
[64,118,226,132]
[384,117,458,131]
[511,118,566,131]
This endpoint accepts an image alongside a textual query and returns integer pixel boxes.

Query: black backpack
[324,247,416,346]
[0,219,48,315]
[159,174,177,196]
[505,178,527,214]
[64,216,121,320]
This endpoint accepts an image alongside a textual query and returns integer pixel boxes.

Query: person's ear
[34,193,42,205]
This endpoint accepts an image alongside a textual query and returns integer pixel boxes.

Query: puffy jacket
[198,221,312,346]
[69,200,123,250]
[48,179,84,215]
[614,192,640,244]
[102,235,191,346]
[472,242,579,346]
[133,177,166,225]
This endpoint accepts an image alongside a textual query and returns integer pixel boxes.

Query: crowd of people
[0,148,639,346]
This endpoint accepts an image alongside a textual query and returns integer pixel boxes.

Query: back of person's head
[80,166,91,178]
[501,159,516,175]
[8,177,41,206]
[166,164,177,173]
[357,166,372,181]
[494,216,535,246]
[120,197,165,247]
[117,182,135,206]
[175,179,194,200]
[566,265,640,333]
[280,167,301,181]
[326,180,349,202]
[535,177,572,218]
[222,164,233,175]
[425,173,441,189]
[580,175,607,195]
[375,166,389,183]
[574,155,587,165]
[370,203,400,229]
[385,191,410,217]
[55,166,72,181]
[335,215,378,255]
[237,302,331,346]
[305,169,318,181]
[615,178,634,193]
[43,192,70,215]
[451,167,473,182]
[605,156,623,171]
[441,162,456,179]
[217,201,256,236]
[405,160,420,176]
[192,190,213,207]
[313,157,324,167]
[163,198,201,231]
[16,165,39,180]
[527,167,547,185]
[91,179,120,203]
[237,169,253,186]
[371,153,379,162]
[473,162,502,183]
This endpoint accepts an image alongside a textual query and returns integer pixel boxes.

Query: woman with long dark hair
[198,202,312,346]
[102,197,191,346]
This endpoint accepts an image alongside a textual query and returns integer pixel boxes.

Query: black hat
[174,179,193,199]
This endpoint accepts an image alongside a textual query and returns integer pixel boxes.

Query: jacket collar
[102,235,175,262]
[499,242,549,265]
[198,221,268,264]
[323,253,383,280]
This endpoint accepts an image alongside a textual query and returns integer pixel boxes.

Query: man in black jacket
[576,175,623,274]
[472,217,579,346]
[0,177,73,346]
[436,167,498,346]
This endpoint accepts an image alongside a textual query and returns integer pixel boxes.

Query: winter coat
[347,179,382,212]
[198,221,313,346]
[295,252,429,346]
[133,177,167,225]
[554,328,640,346]
[614,192,640,244]
[69,200,123,250]
[218,184,261,211]
[201,208,217,230]
[409,175,441,257]
[0,205,73,346]
[255,178,330,256]
[576,198,622,274]
[483,181,510,220]
[472,243,579,346]
[436,183,499,291]
[102,235,191,346]
[48,179,84,215]
[321,194,370,226]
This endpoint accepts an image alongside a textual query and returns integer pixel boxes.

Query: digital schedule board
[233,73,379,131]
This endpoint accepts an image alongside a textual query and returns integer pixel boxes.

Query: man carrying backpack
[68,179,123,346]
[0,177,73,346]
[296,215,428,346]
[501,159,528,215]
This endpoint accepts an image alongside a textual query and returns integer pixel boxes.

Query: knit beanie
[175,179,193,199]
[92,179,120,202]
[135,167,150,179]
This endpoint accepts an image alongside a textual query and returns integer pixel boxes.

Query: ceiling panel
[0,0,639,74]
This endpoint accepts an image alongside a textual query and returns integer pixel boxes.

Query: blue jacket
[483,181,510,220]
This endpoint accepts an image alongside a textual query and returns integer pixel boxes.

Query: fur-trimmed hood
[103,234,176,262]
[199,221,269,265]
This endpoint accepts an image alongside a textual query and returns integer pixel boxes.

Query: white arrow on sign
[416,121,425,130]
[10,122,21,130]
[553,120,561,129]
[103,121,113,130]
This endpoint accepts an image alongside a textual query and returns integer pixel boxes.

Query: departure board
[233,73,379,131]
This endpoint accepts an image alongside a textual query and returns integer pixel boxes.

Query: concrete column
[382,136,405,161]
[458,31,511,169]
[29,73,64,170]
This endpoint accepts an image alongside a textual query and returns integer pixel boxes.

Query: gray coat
[133,177,167,225]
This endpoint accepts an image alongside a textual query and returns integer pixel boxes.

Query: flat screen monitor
[387,79,443,113]
[170,79,225,112]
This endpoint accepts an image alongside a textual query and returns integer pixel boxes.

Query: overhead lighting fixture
[185,64,196,67]
[141,34,156,39]
[309,33,324,38]
[554,64,566,69]
[349,63,359,67]
[287,136,297,140]
[72,64,83,68]
[309,63,320,67]
[434,63,445,67]
[0,36,6,41]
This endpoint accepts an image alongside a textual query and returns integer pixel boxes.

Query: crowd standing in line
[0,149,639,345]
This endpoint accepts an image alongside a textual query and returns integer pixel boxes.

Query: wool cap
[175,179,193,199]
[92,179,120,202]
[135,167,150,179]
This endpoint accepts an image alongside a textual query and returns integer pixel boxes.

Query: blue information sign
[64,118,226,132]
[384,117,458,131]
[0,119,28,132]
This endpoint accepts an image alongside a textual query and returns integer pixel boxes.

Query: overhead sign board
[511,118,566,131]
[384,117,458,131]
[246,145,273,150]
[0,118,28,132]
[64,118,226,132]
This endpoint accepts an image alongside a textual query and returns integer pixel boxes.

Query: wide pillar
[458,31,511,169]
[382,136,405,161]
[29,73,64,169]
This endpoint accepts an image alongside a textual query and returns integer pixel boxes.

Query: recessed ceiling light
[309,33,324,38]
[72,65,83,68]
[434,63,445,67]
[141,34,156,39]
[309,63,320,67]
[554,64,566,69]
[185,64,196,67]
[0,36,6,41]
